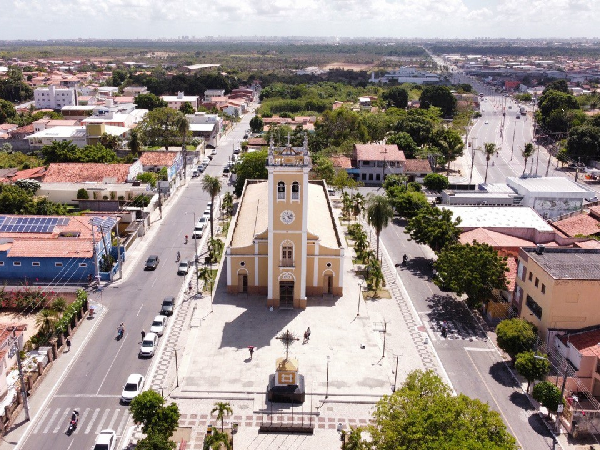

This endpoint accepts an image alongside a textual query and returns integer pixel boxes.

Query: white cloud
[1,0,598,39]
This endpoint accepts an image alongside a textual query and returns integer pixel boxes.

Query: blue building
[0,215,118,283]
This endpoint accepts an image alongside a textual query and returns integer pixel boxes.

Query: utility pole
[90,221,99,281]
[469,137,477,186]
[13,328,30,421]
[116,219,122,280]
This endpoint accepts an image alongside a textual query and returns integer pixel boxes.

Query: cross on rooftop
[276,329,299,360]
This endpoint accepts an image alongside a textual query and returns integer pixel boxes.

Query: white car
[210,148,217,156]
[93,429,116,450]
[150,315,166,336]
[139,332,158,357]
[196,216,208,228]
[121,374,144,404]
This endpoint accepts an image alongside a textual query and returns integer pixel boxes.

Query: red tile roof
[247,138,267,146]
[12,167,46,181]
[552,213,600,237]
[404,159,432,174]
[43,163,132,183]
[561,329,600,358]
[354,144,405,162]
[139,151,178,167]
[330,155,353,169]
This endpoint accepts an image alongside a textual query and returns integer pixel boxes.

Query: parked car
[222,167,231,176]
[139,332,158,358]
[144,255,160,270]
[196,217,208,228]
[192,229,203,240]
[121,374,144,404]
[160,297,174,316]
[150,315,166,336]
[177,261,190,275]
[93,429,116,450]
[192,170,199,178]
[210,148,217,156]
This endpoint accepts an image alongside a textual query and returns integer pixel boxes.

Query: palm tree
[177,115,190,179]
[222,192,234,218]
[354,230,368,260]
[202,175,222,239]
[483,142,496,184]
[366,194,394,260]
[352,192,365,220]
[203,430,232,450]
[211,402,233,432]
[35,309,58,337]
[341,191,352,219]
[522,143,535,175]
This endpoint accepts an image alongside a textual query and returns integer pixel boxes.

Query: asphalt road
[378,215,557,450]
[16,112,253,450]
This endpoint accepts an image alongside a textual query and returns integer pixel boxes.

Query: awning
[347,169,360,174]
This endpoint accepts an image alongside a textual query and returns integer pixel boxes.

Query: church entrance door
[280,281,294,308]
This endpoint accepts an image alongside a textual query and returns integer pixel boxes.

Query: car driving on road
[177,261,190,275]
[144,255,160,270]
[93,429,116,450]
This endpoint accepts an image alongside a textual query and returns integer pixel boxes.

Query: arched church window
[277,181,285,200]
[291,181,300,200]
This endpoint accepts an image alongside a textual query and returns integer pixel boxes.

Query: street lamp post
[325,356,330,399]
[392,354,400,392]
[193,212,199,293]
[357,282,363,316]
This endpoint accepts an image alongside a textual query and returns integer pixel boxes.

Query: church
[226,137,345,308]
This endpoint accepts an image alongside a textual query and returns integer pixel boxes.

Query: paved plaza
[146,216,446,449]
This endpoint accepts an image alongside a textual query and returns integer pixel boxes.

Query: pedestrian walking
[66,337,71,352]
[248,346,255,360]
[303,327,311,343]
[141,330,146,341]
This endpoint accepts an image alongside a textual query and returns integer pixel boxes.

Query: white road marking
[107,408,120,430]
[95,409,110,434]
[31,408,50,434]
[116,410,130,435]
[52,407,71,434]
[464,347,496,352]
[85,408,100,434]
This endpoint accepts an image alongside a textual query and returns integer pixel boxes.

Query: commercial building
[515,247,600,342]
[226,138,344,308]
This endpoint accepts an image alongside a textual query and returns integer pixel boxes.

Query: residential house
[204,89,226,102]
[123,86,148,97]
[404,159,432,182]
[161,92,200,111]
[186,112,223,148]
[27,123,129,150]
[32,119,79,133]
[0,215,118,283]
[138,151,183,191]
[353,143,406,186]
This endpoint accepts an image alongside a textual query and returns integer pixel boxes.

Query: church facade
[226,138,344,308]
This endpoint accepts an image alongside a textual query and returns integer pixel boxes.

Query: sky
[1,0,599,40]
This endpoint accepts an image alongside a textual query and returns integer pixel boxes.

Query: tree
[77,188,89,200]
[35,309,58,336]
[137,107,186,150]
[203,430,232,450]
[211,402,233,432]
[311,154,335,184]
[130,390,180,437]
[495,318,538,360]
[332,169,357,194]
[382,174,407,193]
[366,194,394,260]
[566,124,600,162]
[0,99,16,123]
[521,143,535,175]
[368,370,518,450]
[420,85,457,117]
[543,79,569,94]
[434,128,464,174]
[389,191,428,219]
[0,68,33,102]
[233,149,268,197]
[405,206,461,253]
[41,141,79,163]
[434,242,508,308]
[128,129,142,156]
[136,433,176,450]
[422,173,449,192]
[351,192,365,219]
[202,175,222,240]
[137,172,158,188]
[179,101,195,115]
[222,192,234,218]
[135,93,167,111]
[515,351,550,393]
[14,179,40,196]
[532,381,564,418]
[41,141,118,164]
[386,131,418,159]
[99,132,123,151]
[382,86,408,109]
[483,142,497,184]
[0,185,35,214]
[249,115,264,133]
[538,90,579,132]
[312,108,369,152]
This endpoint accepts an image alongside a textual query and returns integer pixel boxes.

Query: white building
[506,177,594,219]
[204,89,226,102]
[34,85,77,110]
[161,92,200,111]
[27,124,129,149]
[353,143,406,186]
[370,67,440,85]
[186,112,222,148]
[81,99,147,129]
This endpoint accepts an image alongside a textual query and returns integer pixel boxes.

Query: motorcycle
[116,325,124,341]
[184,235,188,245]
[176,251,181,262]
[67,411,79,435]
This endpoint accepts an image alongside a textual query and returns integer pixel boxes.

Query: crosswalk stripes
[31,407,130,435]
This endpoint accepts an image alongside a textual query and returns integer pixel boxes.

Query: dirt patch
[0,313,40,343]
[322,62,376,71]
